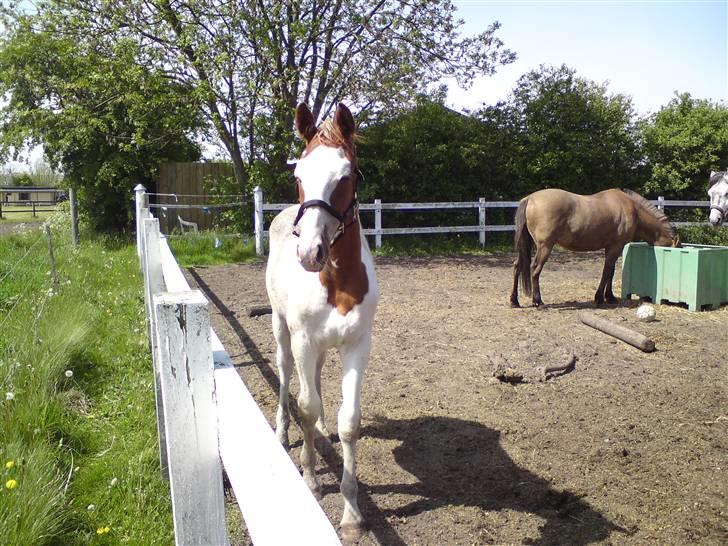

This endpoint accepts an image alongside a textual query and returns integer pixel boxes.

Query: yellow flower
[5,479,18,490]
[96,526,110,535]
[5,460,14,469]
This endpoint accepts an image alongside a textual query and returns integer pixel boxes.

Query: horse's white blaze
[708,176,728,226]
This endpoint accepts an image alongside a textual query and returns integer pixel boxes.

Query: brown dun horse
[511,188,677,308]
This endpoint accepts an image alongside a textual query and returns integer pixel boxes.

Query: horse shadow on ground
[361,415,628,546]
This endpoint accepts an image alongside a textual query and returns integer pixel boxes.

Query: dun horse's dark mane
[621,188,674,237]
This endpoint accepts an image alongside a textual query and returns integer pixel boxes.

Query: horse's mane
[621,188,674,237]
[708,170,727,189]
[315,119,357,157]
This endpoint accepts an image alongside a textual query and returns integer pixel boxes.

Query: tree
[358,97,513,203]
[640,93,728,200]
[0,14,204,231]
[487,65,642,197]
[8,1,515,199]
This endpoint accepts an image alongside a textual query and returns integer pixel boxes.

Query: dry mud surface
[186,252,727,546]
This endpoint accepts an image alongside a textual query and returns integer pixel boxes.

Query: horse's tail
[514,197,533,297]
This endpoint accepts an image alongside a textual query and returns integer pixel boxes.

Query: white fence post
[657,195,665,211]
[254,186,265,256]
[479,197,486,248]
[374,198,382,249]
[153,290,228,546]
[135,184,147,264]
[143,217,169,480]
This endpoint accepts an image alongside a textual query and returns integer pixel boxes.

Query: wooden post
[69,188,79,246]
[0,196,3,219]
[32,201,37,217]
[44,225,59,291]
[253,185,264,256]
[143,217,169,480]
[374,198,382,249]
[134,184,147,264]
[153,290,228,546]
[479,197,486,248]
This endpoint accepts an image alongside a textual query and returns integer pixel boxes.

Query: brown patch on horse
[319,225,369,315]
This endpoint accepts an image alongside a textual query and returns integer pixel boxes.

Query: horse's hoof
[340,523,366,543]
[534,301,547,309]
[605,296,618,305]
[510,299,521,308]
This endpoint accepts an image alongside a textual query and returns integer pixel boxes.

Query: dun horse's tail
[514,198,533,297]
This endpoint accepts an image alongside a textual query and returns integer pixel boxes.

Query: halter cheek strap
[292,168,362,246]
[710,204,727,218]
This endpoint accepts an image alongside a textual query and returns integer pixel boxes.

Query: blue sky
[447,0,728,114]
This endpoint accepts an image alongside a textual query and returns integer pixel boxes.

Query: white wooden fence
[134,185,341,546]
[252,186,711,255]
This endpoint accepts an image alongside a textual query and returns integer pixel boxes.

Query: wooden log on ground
[578,311,655,352]
[248,305,272,317]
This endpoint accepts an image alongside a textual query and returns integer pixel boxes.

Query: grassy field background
[0,211,173,544]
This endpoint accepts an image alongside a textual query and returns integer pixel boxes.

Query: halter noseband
[292,168,362,246]
[710,203,727,221]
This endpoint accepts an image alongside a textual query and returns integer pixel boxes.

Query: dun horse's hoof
[340,523,366,543]
[510,299,521,308]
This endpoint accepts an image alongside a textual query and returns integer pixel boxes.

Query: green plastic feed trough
[621,242,728,311]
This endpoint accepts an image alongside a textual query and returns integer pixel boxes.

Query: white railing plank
[153,290,228,546]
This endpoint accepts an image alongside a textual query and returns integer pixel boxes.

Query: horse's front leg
[292,336,324,497]
[595,247,621,305]
[272,313,294,449]
[337,337,372,541]
[314,353,330,437]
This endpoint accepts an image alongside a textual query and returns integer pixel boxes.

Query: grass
[1,211,173,544]
[167,231,258,267]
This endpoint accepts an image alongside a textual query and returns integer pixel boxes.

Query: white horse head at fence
[708,170,728,226]
[265,102,379,541]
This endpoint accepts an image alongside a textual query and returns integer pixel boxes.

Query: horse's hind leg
[314,353,330,437]
[510,258,521,307]
[531,242,553,307]
[336,338,371,541]
[272,313,294,449]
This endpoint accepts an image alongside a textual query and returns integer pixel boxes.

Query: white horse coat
[265,102,378,541]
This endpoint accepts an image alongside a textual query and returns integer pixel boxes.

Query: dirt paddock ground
[187,252,727,545]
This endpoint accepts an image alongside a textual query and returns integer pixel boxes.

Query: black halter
[710,203,727,221]
[292,168,363,246]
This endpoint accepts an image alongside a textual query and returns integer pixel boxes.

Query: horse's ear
[711,170,717,177]
[295,103,317,142]
[334,103,355,141]
[672,234,681,248]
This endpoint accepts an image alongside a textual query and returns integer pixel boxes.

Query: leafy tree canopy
[640,92,728,200]
[486,64,642,197]
[5,0,514,199]
[0,10,204,231]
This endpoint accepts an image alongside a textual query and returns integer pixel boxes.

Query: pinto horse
[265,103,378,541]
[708,170,728,226]
[510,188,677,308]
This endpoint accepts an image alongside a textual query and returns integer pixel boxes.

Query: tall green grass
[0,211,173,544]
[167,232,257,267]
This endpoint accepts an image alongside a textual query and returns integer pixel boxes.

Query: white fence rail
[252,186,711,256]
[134,184,341,546]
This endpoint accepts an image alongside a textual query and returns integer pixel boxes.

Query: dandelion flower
[96,526,110,535]
[5,460,14,469]
[65,370,74,378]
[5,392,14,401]
[5,479,17,490]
